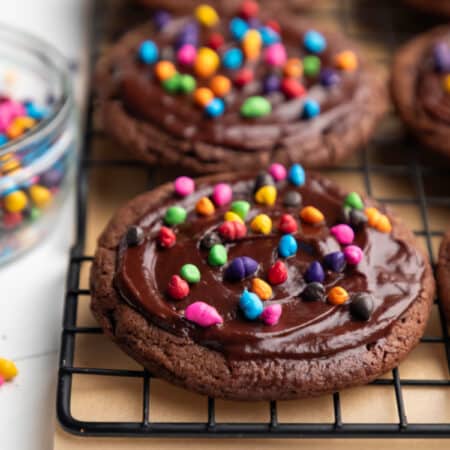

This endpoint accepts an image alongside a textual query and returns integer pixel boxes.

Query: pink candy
[264,43,287,67]
[269,163,287,181]
[0,375,4,387]
[177,44,197,66]
[174,176,195,197]
[212,183,232,206]
[331,224,354,245]
[261,304,282,326]
[0,100,26,132]
[185,301,223,327]
[344,245,363,265]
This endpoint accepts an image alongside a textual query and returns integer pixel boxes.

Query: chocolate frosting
[108,14,359,153]
[115,173,426,361]
[418,41,450,125]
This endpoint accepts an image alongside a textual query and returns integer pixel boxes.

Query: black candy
[349,293,374,321]
[283,190,302,207]
[253,171,275,193]
[301,282,325,302]
[126,226,144,246]
[200,232,222,250]
[341,207,368,228]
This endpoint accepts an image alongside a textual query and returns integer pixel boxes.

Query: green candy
[179,74,196,93]
[180,263,201,283]
[344,192,364,210]
[163,73,182,93]
[29,207,41,222]
[241,96,272,118]
[303,55,321,77]
[231,200,250,220]
[208,244,227,266]
[164,206,187,225]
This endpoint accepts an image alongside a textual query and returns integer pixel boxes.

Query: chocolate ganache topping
[418,39,450,124]
[115,168,426,361]
[107,2,361,153]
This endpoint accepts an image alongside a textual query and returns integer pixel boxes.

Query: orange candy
[335,50,358,71]
[251,277,273,300]
[328,286,349,305]
[242,29,262,60]
[283,58,303,78]
[6,122,23,139]
[14,116,36,129]
[155,61,176,81]
[376,214,392,233]
[194,87,214,107]
[209,75,231,97]
[299,206,324,225]
[196,196,215,216]
[443,74,450,94]
[365,207,392,233]
[365,207,381,227]
[194,47,220,78]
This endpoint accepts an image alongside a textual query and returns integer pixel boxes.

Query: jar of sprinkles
[0,25,78,264]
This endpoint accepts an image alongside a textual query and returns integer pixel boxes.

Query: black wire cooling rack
[57,0,450,439]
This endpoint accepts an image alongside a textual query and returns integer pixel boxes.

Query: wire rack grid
[57,0,450,439]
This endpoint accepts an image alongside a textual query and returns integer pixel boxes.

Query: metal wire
[56,0,450,439]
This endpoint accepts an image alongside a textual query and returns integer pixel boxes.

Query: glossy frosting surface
[115,174,425,360]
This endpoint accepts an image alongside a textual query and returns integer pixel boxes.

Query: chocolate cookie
[95,2,387,173]
[404,0,450,18]
[90,163,435,400]
[134,0,314,14]
[392,26,450,159]
[438,231,450,323]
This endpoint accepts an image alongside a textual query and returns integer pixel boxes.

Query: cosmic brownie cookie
[134,0,314,15]
[392,26,450,159]
[91,163,434,400]
[95,2,387,173]
[403,0,450,18]
[438,231,450,323]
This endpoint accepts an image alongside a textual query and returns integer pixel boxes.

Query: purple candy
[263,74,281,94]
[225,256,258,281]
[176,22,199,49]
[39,169,64,188]
[319,68,341,87]
[323,251,346,273]
[153,10,171,30]
[248,17,261,29]
[304,261,325,283]
[433,42,450,73]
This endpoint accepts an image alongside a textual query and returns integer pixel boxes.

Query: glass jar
[0,25,78,264]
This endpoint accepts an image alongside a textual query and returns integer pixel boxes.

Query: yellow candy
[194,87,214,107]
[0,357,18,381]
[194,47,220,78]
[251,277,272,300]
[327,286,349,305]
[196,196,215,216]
[4,190,27,213]
[250,214,272,235]
[299,206,324,225]
[14,116,36,129]
[224,211,244,224]
[29,185,52,208]
[210,75,231,97]
[283,58,303,78]
[255,185,277,206]
[335,50,358,71]
[6,122,24,139]
[1,157,20,174]
[195,4,219,27]
[155,61,176,81]
[242,29,262,61]
[443,74,450,94]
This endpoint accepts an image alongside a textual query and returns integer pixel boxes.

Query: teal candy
[278,234,298,258]
[239,289,263,320]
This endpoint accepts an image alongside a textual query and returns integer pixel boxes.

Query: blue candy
[323,251,346,273]
[138,40,159,64]
[0,134,8,146]
[230,17,249,41]
[222,48,243,70]
[278,234,298,258]
[259,26,280,46]
[205,98,225,117]
[25,103,47,120]
[239,289,264,320]
[303,99,320,119]
[288,164,305,186]
[304,261,325,283]
[304,30,326,54]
